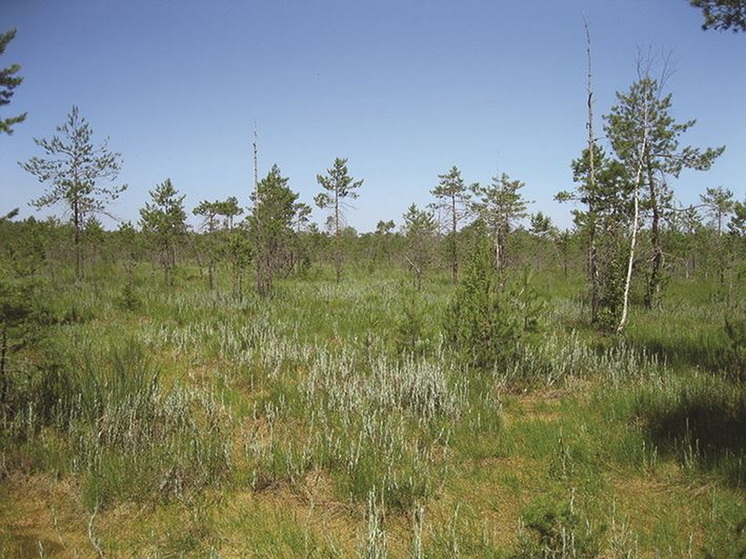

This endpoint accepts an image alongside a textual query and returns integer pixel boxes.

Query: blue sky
[1,0,744,232]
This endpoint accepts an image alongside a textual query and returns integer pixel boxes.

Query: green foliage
[623,372,745,486]
[250,164,301,296]
[562,144,634,327]
[515,494,605,558]
[0,213,743,555]
[139,178,187,284]
[605,73,725,309]
[530,211,556,238]
[473,172,530,275]
[690,0,746,31]
[393,287,432,358]
[193,196,243,232]
[402,203,438,289]
[193,196,244,290]
[445,236,543,371]
[728,197,746,236]
[0,275,50,417]
[0,28,26,135]
[116,280,141,312]
[315,157,364,282]
[7,337,231,509]
[22,106,126,280]
[723,312,746,381]
[431,165,473,283]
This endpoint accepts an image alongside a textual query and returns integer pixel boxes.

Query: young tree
[371,219,396,267]
[605,74,725,308]
[472,173,529,278]
[293,202,312,234]
[430,166,472,283]
[22,106,126,281]
[700,186,735,237]
[115,220,140,278]
[193,200,222,234]
[288,201,313,275]
[690,0,746,31]
[701,186,736,287]
[193,200,222,290]
[665,204,705,279]
[139,179,187,286]
[251,164,300,297]
[445,230,542,371]
[314,157,363,282]
[728,197,746,237]
[217,196,243,230]
[402,204,438,290]
[193,198,243,290]
[1,28,26,135]
[83,216,105,283]
[529,212,556,238]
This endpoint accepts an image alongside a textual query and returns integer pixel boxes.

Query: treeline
[2,192,744,293]
[2,25,745,335]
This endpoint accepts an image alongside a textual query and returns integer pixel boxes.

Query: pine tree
[402,204,438,290]
[430,166,472,283]
[690,0,746,31]
[251,164,300,297]
[22,106,126,281]
[315,158,363,282]
[472,172,529,278]
[139,179,187,286]
[559,145,634,328]
[0,28,26,135]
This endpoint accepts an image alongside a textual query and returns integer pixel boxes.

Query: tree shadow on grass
[638,383,745,487]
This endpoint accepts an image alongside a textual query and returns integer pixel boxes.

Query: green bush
[446,241,544,372]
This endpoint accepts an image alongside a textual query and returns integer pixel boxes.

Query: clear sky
[1,0,744,233]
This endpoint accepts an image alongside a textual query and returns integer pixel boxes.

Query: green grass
[1,263,744,557]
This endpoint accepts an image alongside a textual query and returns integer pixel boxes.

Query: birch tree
[605,72,725,309]
[560,145,634,330]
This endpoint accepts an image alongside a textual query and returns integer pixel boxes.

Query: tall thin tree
[584,17,601,321]
[430,166,472,283]
[315,157,363,282]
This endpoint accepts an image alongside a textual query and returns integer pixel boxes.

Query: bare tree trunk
[450,194,458,283]
[645,164,663,309]
[334,190,342,283]
[584,17,600,323]
[73,200,83,281]
[253,123,271,296]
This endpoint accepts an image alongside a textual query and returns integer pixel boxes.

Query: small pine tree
[445,233,520,370]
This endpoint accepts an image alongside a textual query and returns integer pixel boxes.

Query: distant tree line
[2,23,743,343]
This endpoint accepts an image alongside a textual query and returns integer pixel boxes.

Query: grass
[1,263,744,557]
